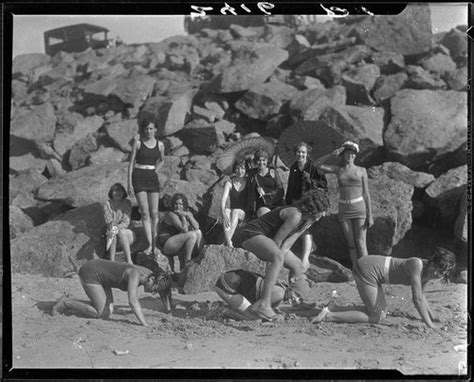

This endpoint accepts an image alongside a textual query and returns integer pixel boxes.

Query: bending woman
[316,141,373,267]
[51,258,172,327]
[220,159,249,247]
[128,120,165,255]
[158,193,203,271]
[311,247,456,328]
[285,141,328,270]
[103,183,135,264]
[234,188,330,321]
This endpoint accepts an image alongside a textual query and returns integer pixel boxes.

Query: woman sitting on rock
[103,183,135,264]
[316,141,373,267]
[311,247,456,328]
[158,193,203,272]
[233,188,330,321]
[128,120,165,256]
[247,149,284,218]
[51,258,172,327]
[220,159,249,247]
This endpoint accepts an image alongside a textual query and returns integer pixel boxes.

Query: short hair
[341,141,360,155]
[293,141,312,154]
[292,188,330,218]
[253,149,270,163]
[108,183,127,200]
[232,159,247,174]
[170,193,189,211]
[139,120,156,137]
[430,247,457,283]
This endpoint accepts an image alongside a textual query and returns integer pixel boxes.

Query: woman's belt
[339,196,364,204]
[134,164,155,170]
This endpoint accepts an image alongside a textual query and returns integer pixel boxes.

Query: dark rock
[11,203,107,277]
[405,65,446,90]
[69,134,99,170]
[180,119,225,155]
[306,255,353,283]
[368,162,435,189]
[372,51,405,74]
[11,103,57,142]
[373,73,408,104]
[290,85,346,120]
[9,205,34,240]
[384,89,467,169]
[439,28,468,63]
[341,64,380,105]
[289,75,324,91]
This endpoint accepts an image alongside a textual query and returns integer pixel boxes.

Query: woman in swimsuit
[316,141,373,267]
[102,183,136,264]
[285,141,328,270]
[128,120,165,255]
[51,258,172,327]
[247,149,284,218]
[158,193,203,271]
[311,247,456,328]
[233,188,330,321]
[220,159,249,247]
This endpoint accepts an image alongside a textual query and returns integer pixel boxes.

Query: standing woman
[316,141,373,267]
[285,141,328,270]
[102,183,136,264]
[158,193,203,271]
[247,149,284,218]
[311,247,456,327]
[128,121,165,255]
[234,188,330,320]
[220,159,249,247]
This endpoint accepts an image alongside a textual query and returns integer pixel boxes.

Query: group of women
[51,125,457,329]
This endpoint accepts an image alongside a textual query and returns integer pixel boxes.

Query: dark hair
[429,247,457,283]
[232,159,247,174]
[293,141,312,154]
[170,193,189,211]
[139,120,156,137]
[253,149,269,163]
[292,188,330,218]
[108,183,127,200]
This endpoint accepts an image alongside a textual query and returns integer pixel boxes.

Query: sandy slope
[10,272,467,375]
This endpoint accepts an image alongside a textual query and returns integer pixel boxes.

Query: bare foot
[250,300,277,321]
[144,247,153,256]
[302,259,310,272]
[311,302,335,324]
[51,296,68,316]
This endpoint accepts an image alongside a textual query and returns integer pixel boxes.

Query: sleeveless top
[338,169,362,188]
[229,179,249,210]
[387,257,412,285]
[79,259,134,291]
[136,140,162,166]
[241,206,285,238]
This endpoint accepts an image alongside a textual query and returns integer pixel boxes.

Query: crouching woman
[51,258,172,327]
[311,247,456,328]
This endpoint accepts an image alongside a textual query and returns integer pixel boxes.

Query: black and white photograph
[3,2,470,377]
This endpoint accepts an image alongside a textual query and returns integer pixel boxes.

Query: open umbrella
[277,120,344,168]
[216,137,276,175]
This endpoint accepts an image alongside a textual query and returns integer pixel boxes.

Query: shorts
[338,199,366,220]
[132,168,161,193]
[215,270,260,303]
[232,227,262,249]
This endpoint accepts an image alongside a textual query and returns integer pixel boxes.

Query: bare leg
[136,191,152,254]
[228,209,245,247]
[108,237,117,262]
[164,232,197,264]
[223,209,233,247]
[339,218,358,267]
[193,229,203,254]
[117,228,134,264]
[283,250,306,279]
[300,233,312,271]
[256,207,270,217]
[353,218,368,258]
[147,192,159,254]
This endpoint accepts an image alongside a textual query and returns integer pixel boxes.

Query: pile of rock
[9,6,467,285]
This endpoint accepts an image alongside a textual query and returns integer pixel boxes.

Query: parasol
[277,120,344,168]
[216,137,277,175]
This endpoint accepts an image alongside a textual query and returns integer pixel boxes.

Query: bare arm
[166,211,189,233]
[155,140,165,172]
[102,201,114,228]
[314,148,343,174]
[127,269,148,326]
[116,200,132,230]
[361,168,373,227]
[273,208,302,248]
[128,139,140,196]
[221,181,232,228]
[410,259,435,328]
[184,211,200,230]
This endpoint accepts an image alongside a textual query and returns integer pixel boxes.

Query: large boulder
[340,64,380,105]
[446,66,468,91]
[306,255,353,283]
[209,41,288,93]
[160,179,210,214]
[36,163,129,207]
[182,244,289,293]
[137,90,196,138]
[384,89,467,169]
[88,146,127,166]
[9,205,34,239]
[179,119,225,155]
[372,51,405,74]
[10,203,106,277]
[290,86,346,120]
[110,74,156,109]
[368,162,435,189]
[9,171,48,200]
[425,165,467,228]
[10,103,57,142]
[68,134,99,170]
[12,53,50,78]
[235,80,300,120]
[105,119,139,152]
[9,153,47,174]
[420,53,457,78]
[405,65,446,90]
[346,4,432,56]
[439,28,468,63]
[373,73,408,104]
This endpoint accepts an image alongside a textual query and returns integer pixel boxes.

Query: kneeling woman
[234,188,330,321]
[51,258,172,327]
[311,247,456,328]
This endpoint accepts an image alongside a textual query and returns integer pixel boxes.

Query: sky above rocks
[11,4,468,58]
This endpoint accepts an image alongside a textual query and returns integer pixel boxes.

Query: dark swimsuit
[79,259,134,291]
[353,255,411,288]
[132,140,162,193]
[233,207,285,248]
[229,179,249,210]
[157,215,181,248]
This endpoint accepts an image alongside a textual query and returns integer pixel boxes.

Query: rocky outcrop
[9,205,34,239]
[368,162,435,189]
[11,103,57,142]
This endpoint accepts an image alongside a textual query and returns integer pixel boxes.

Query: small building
[44,23,110,56]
